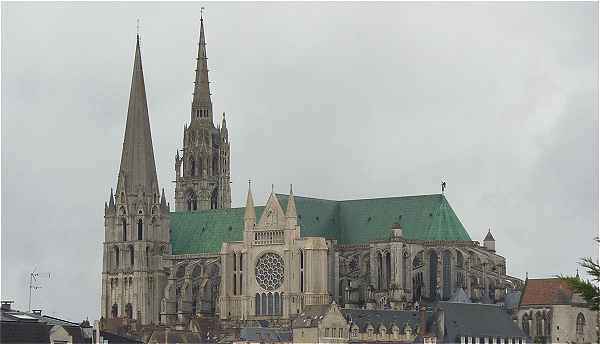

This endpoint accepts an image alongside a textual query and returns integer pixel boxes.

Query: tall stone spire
[191,16,212,122]
[117,35,159,195]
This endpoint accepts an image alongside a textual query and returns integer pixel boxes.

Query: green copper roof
[170,194,471,255]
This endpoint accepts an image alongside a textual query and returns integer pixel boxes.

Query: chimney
[1,301,14,311]
[32,309,42,316]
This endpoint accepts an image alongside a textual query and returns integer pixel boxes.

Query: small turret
[244,182,256,231]
[221,113,228,143]
[161,188,168,210]
[286,184,297,228]
[483,229,495,252]
[391,222,403,239]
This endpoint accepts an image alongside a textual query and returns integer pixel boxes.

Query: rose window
[255,252,284,290]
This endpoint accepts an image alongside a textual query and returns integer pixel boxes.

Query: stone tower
[101,35,170,325]
[175,17,231,212]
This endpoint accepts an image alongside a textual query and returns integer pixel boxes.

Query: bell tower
[175,16,231,212]
[101,35,170,325]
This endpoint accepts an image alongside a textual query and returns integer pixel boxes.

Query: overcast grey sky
[1,2,598,322]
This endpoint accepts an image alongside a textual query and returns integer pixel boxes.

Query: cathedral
[100,17,523,329]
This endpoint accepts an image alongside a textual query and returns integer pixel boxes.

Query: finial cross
[136,19,140,36]
[201,7,205,20]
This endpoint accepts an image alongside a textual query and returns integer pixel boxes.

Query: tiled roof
[171,193,472,255]
[520,278,574,306]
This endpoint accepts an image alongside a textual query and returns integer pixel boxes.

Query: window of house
[576,313,585,335]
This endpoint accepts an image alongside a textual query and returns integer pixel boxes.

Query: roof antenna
[28,267,51,312]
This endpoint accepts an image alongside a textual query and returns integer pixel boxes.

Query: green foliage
[558,238,600,311]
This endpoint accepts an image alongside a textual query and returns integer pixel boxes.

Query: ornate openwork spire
[191,15,213,122]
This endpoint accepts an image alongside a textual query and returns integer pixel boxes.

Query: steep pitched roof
[117,36,159,196]
[520,278,574,306]
[342,309,430,332]
[438,302,525,342]
[170,193,472,254]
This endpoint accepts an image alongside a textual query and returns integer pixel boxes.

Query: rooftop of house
[519,278,578,306]
[170,193,472,254]
[437,301,526,341]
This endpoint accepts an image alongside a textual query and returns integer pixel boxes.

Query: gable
[257,193,286,229]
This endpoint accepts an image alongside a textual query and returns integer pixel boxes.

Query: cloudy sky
[1,2,597,322]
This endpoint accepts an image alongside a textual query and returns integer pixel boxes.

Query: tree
[559,237,599,343]
[559,256,599,310]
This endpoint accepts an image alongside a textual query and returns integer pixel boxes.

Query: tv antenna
[28,267,51,312]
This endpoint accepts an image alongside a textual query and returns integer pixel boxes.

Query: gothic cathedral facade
[101,18,523,328]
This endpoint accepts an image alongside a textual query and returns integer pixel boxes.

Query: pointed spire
[116,34,159,196]
[191,15,213,122]
[221,112,227,129]
[109,188,115,208]
[484,229,495,242]
[244,180,256,221]
[161,188,167,207]
[286,184,297,218]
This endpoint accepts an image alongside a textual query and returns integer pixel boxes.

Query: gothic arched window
[111,304,118,318]
[576,313,585,335]
[114,246,120,268]
[191,159,196,176]
[255,293,261,316]
[137,219,143,240]
[146,247,150,267]
[125,303,133,319]
[129,245,134,267]
[536,312,544,337]
[385,252,392,289]
[442,250,452,300]
[457,251,464,268]
[522,314,530,336]
[429,251,438,299]
[122,218,127,241]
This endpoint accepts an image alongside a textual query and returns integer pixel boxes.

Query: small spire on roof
[244,179,256,221]
[109,188,115,208]
[576,268,580,279]
[161,188,167,207]
[286,184,297,220]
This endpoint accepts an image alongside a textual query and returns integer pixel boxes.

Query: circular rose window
[255,252,285,290]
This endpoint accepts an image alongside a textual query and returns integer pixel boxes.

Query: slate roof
[292,304,331,328]
[0,308,51,343]
[239,327,292,342]
[341,309,431,332]
[437,302,525,342]
[171,193,472,254]
[520,278,574,306]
